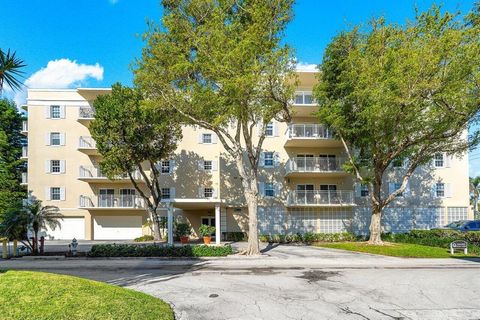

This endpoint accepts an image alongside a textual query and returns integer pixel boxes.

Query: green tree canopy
[315,5,480,244]
[135,0,296,255]
[90,83,182,240]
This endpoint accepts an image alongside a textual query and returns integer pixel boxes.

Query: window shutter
[446,183,453,198]
[60,133,66,146]
[198,160,204,170]
[431,184,437,198]
[259,152,265,167]
[355,183,362,197]
[275,183,281,197]
[45,187,51,201]
[198,134,203,144]
[170,187,176,199]
[445,154,451,168]
[60,187,65,201]
[45,133,51,146]
[273,122,279,137]
[60,160,66,173]
[169,160,175,173]
[274,152,280,167]
[212,134,218,144]
[60,105,66,119]
[45,106,51,119]
[45,160,51,173]
[258,182,265,197]
[198,187,204,198]
[212,160,218,171]
[212,188,218,198]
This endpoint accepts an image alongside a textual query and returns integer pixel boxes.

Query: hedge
[383,230,480,254]
[133,235,155,242]
[259,232,357,244]
[87,244,234,257]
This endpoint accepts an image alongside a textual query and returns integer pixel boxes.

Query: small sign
[450,240,468,255]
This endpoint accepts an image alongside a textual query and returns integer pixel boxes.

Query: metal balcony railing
[79,136,96,149]
[21,172,28,185]
[22,146,28,158]
[79,166,142,180]
[287,190,354,206]
[22,120,28,133]
[79,195,145,209]
[285,157,347,174]
[287,124,334,139]
[78,107,95,119]
[293,91,316,105]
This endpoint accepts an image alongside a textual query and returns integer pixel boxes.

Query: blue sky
[1,0,478,174]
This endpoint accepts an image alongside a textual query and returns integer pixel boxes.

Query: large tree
[90,83,182,240]
[315,6,480,244]
[135,0,295,255]
[0,98,26,221]
[0,48,25,93]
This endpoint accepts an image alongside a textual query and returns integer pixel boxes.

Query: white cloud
[11,59,104,106]
[296,62,318,72]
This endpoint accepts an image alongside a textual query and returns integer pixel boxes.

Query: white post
[215,203,221,245]
[167,202,174,246]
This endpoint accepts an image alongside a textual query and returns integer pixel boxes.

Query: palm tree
[25,200,63,254]
[0,48,26,93]
[470,176,480,219]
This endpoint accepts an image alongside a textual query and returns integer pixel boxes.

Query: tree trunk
[34,230,39,254]
[150,211,162,241]
[368,205,383,244]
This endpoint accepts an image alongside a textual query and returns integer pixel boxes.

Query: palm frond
[0,48,26,92]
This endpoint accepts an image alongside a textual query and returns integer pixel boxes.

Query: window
[202,133,212,144]
[436,183,445,197]
[161,188,171,200]
[204,187,213,198]
[120,189,136,207]
[160,160,170,174]
[50,187,61,200]
[434,153,444,167]
[50,132,61,146]
[264,183,275,197]
[360,184,369,197]
[264,152,274,167]
[50,160,61,173]
[394,183,403,197]
[265,122,274,137]
[50,105,61,119]
[392,159,403,168]
[203,160,212,171]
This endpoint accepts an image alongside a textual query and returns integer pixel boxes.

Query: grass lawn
[316,242,479,258]
[0,270,173,320]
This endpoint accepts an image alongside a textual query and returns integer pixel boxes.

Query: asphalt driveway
[2,244,480,319]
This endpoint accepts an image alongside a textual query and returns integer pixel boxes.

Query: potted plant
[174,223,191,244]
[199,224,216,245]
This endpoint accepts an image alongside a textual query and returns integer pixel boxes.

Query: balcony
[285,124,341,147]
[78,136,98,155]
[21,120,28,135]
[286,190,355,207]
[77,106,95,125]
[285,156,348,177]
[21,172,28,186]
[79,195,145,210]
[78,166,143,183]
[292,91,317,117]
[21,146,28,159]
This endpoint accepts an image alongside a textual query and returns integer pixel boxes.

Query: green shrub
[133,235,154,242]
[259,234,270,242]
[198,224,216,237]
[87,244,234,257]
[174,223,192,238]
[383,230,480,254]
[258,232,356,244]
[224,232,247,241]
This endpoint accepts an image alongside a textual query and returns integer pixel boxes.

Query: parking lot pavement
[2,244,480,320]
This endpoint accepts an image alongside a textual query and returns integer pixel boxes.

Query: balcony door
[319,185,337,204]
[296,154,314,171]
[99,189,114,207]
[296,184,314,204]
[319,154,337,171]
[120,189,135,207]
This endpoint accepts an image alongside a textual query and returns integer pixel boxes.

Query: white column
[167,202,174,245]
[215,203,221,245]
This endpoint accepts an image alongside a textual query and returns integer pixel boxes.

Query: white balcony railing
[287,124,334,139]
[21,172,28,185]
[22,120,28,133]
[78,107,95,119]
[285,157,346,174]
[22,146,28,158]
[79,136,96,149]
[79,166,142,180]
[287,190,354,206]
[293,91,316,105]
[79,195,145,209]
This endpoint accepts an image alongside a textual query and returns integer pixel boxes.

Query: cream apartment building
[22,71,472,241]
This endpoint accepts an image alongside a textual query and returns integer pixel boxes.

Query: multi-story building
[23,72,472,242]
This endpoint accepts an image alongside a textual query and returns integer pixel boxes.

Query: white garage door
[93,216,143,240]
[43,218,85,240]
